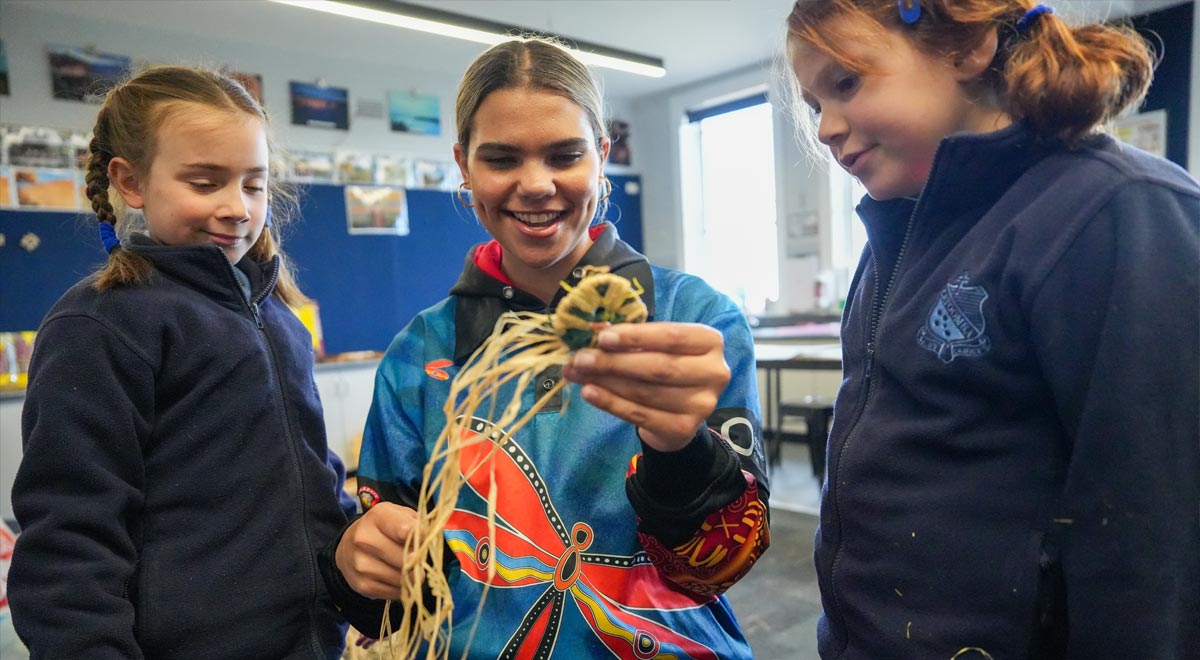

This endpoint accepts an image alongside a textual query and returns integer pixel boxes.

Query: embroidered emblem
[424,358,453,380]
[917,273,992,363]
[357,485,380,510]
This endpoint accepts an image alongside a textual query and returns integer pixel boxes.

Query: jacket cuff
[625,427,745,546]
[317,521,393,638]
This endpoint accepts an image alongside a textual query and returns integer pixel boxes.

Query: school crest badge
[917,273,991,363]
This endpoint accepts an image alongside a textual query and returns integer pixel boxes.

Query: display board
[0,175,644,355]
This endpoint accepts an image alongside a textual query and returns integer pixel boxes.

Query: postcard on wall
[14,167,82,210]
[227,70,264,104]
[608,119,631,166]
[48,45,132,103]
[387,91,440,135]
[335,151,374,184]
[373,154,411,187]
[345,185,409,235]
[0,40,10,96]
[413,159,460,191]
[287,149,336,183]
[289,81,349,130]
[0,167,13,207]
[2,126,77,169]
[1113,109,1167,158]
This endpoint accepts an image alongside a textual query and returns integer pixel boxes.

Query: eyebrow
[800,60,850,109]
[474,138,591,153]
[180,163,268,174]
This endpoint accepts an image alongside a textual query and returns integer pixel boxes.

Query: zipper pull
[250,302,265,329]
[865,341,876,379]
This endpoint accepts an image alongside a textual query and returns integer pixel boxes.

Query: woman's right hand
[335,502,418,600]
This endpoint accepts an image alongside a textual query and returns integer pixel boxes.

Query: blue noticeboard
[0,175,644,355]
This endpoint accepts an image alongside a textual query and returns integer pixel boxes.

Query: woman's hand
[562,322,730,452]
[335,502,418,600]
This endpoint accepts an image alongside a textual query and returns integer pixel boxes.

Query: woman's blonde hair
[85,64,306,306]
[784,0,1154,150]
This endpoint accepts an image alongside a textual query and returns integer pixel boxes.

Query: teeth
[512,211,560,226]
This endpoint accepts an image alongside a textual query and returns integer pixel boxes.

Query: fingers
[591,322,723,355]
[335,502,418,600]
[562,322,731,451]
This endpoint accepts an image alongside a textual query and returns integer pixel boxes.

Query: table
[754,343,842,471]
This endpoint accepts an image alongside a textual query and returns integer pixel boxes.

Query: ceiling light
[268,0,667,78]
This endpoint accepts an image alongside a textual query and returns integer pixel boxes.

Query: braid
[85,134,118,227]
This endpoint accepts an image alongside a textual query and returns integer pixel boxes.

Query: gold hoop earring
[599,176,612,203]
[456,182,474,208]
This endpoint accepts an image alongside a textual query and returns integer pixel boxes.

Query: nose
[817,109,847,148]
[517,162,555,199]
[216,186,251,223]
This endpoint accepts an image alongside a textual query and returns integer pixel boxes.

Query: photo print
[290,81,349,130]
[387,91,440,135]
[47,45,131,103]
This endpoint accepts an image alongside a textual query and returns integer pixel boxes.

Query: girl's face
[790,16,1009,200]
[114,104,270,264]
[455,87,609,300]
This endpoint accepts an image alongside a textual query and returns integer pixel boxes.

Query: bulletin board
[0,175,644,355]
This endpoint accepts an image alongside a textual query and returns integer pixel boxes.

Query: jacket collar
[855,121,1072,257]
[448,222,654,364]
[126,233,279,305]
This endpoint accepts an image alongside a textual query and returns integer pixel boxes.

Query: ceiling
[22,0,1190,103]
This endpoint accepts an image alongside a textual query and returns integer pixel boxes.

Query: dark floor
[725,441,824,660]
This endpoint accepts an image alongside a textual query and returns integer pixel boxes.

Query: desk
[754,343,842,471]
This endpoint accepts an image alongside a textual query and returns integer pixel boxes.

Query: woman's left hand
[562,322,730,452]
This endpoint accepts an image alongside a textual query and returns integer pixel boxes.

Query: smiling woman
[319,38,772,660]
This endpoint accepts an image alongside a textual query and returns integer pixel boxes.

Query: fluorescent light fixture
[268,0,667,78]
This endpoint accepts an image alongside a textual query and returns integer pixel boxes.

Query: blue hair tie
[1016,4,1053,34]
[897,0,921,24]
[98,221,120,254]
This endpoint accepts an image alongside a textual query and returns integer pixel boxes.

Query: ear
[452,143,470,188]
[954,27,1000,81]
[598,136,611,165]
[107,157,146,210]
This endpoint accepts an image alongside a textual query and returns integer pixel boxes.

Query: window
[829,157,868,275]
[680,93,779,315]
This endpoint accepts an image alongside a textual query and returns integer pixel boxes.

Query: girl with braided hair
[784,0,1199,657]
[8,65,357,659]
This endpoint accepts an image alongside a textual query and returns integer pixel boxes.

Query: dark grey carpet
[726,508,823,659]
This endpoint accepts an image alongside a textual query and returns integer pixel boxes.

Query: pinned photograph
[3,126,76,169]
[608,119,631,166]
[290,81,349,130]
[0,166,13,207]
[0,39,9,96]
[287,149,336,183]
[373,155,411,187]
[14,168,82,210]
[387,91,440,135]
[47,45,132,103]
[413,159,460,191]
[1113,109,1167,158]
[335,151,374,184]
[345,185,409,235]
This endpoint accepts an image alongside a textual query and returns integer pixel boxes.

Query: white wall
[0,1,462,163]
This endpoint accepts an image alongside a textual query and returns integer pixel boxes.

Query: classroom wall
[0,1,459,160]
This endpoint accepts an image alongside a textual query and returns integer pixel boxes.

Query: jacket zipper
[826,200,921,653]
[238,264,326,658]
